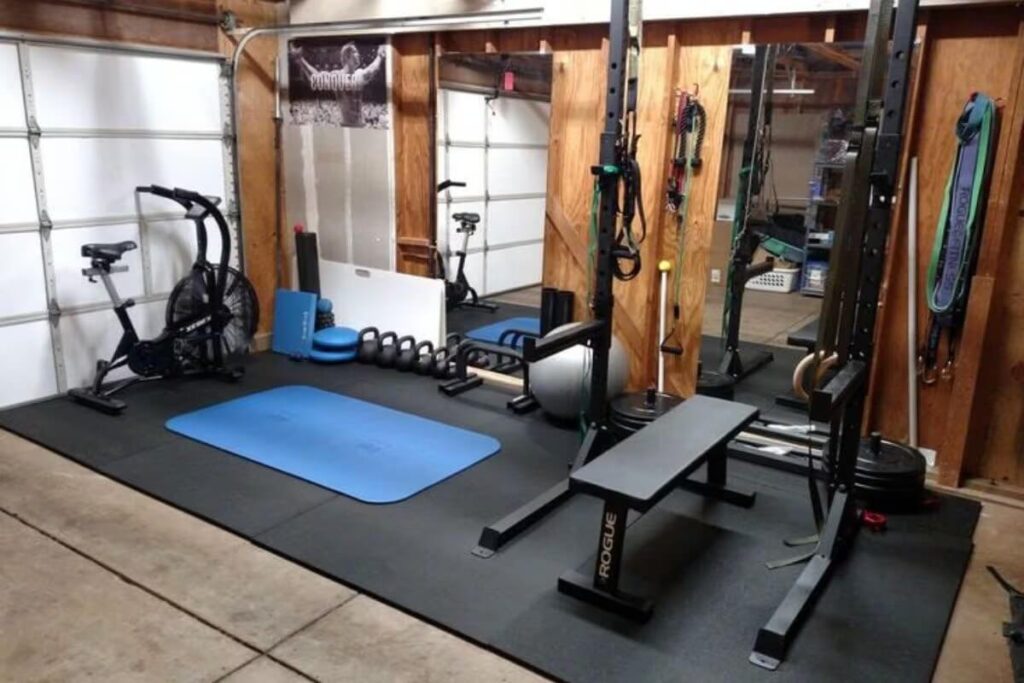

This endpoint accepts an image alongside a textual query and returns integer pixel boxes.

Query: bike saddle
[81,241,138,263]
[452,212,480,224]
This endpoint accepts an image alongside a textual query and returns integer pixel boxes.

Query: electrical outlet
[710,268,722,284]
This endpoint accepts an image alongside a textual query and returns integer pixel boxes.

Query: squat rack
[751,0,920,669]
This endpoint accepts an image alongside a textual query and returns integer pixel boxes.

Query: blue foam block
[465,316,541,348]
[312,326,358,351]
[272,289,318,357]
[309,347,357,364]
[166,386,501,504]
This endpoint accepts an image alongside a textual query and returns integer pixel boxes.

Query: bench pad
[569,395,758,510]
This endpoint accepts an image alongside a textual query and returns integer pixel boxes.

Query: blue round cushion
[312,326,358,351]
[309,347,357,364]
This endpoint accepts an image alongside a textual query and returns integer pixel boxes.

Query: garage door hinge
[47,299,61,319]
[220,62,233,79]
[27,117,41,143]
[223,122,236,142]
[39,211,52,231]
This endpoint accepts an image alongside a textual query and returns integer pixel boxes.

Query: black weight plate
[696,371,735,399]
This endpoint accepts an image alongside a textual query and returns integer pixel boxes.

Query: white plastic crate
[746,267,800,293]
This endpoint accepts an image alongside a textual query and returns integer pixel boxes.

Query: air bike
[68,185,259,414]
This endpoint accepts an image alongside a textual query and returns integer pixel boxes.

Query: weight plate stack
[822,433,927,511]
[610,388,685,439]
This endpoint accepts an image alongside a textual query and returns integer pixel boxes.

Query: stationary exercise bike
[434,180,497,313]
[68,185,259,414]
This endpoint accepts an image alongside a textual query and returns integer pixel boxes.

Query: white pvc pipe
[907,157,919,447]
[658,268,668,393]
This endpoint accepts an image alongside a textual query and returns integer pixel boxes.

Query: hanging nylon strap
[919,92,996,383]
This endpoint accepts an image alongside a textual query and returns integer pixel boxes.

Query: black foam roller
[295,230,320,295]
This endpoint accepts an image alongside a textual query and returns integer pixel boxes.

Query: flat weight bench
[558,395,759,621]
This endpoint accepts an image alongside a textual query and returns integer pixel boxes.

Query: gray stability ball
[529,323,629,420]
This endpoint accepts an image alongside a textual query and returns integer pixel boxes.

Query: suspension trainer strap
[919,92,997,382]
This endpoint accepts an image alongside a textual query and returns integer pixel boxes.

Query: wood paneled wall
[391,6,1024,488]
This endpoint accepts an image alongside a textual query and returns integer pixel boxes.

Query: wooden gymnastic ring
[792,351,839,401]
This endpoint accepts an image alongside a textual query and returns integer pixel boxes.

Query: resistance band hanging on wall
[919,92,998,384]
[661,88,706,354]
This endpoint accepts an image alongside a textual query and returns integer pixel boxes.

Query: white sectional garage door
[0,38,236,409]
[436,89,548,297]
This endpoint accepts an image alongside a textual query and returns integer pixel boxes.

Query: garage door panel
[0,139,41,226]
[60,299,166,389]
[487,197,545,247]
[489,147,548,196]
[30,46,221,133]
[444,90,485,144]
[40,137,226,222]
[148,218,207,294]
[52,224,144,309]
[486,243,542,295]
[0,232,47,318]
[0,321,57,406]
[0,43,26,130]
[488,98,550,146]
[446,147,484,200]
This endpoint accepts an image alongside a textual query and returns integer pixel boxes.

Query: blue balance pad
[166,386,501,504]
[309,347,357,364]
[313,326,358,351]
[465,316,541,348]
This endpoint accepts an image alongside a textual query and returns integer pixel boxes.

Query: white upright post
[907,157,919,448]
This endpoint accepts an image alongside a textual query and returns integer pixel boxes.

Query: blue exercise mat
[465,316,541,348]
[166,386,501,504]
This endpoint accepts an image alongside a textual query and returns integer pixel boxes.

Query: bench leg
[558,499,653,621]
[678,444,757,508]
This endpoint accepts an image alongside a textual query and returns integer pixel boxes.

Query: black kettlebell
[395,336,420,372]
[357,327,380,364]
[412,340,435,376]
[432,346,453,379]
[376,333,410,369]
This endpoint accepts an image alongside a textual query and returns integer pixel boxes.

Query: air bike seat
[81,241,138,264]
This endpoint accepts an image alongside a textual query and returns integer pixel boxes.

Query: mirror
[703,42,863,404]
[435,52,553,310]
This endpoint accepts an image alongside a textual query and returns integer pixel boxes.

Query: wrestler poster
[288,36,390,129]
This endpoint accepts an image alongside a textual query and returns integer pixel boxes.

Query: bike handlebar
[136,184,177,200]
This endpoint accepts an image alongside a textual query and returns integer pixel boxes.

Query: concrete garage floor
[0,427,1020,683]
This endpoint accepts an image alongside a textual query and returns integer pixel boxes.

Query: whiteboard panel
[30,46,221,132]
[319,261,445,346]
[61,299,165,389]
[0,44,25,130]
[486,243,542,294]
[488,148,548,196]
[0,232,47,318]
[52,224,144,309]
[488,197,545,247]
[446,147,485,199]
[0,321,57,407]
[488,98,550,145]
[443,89,485,144]
[41,138,226,221]
[444,199,485,252]
[0,139,40,226]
